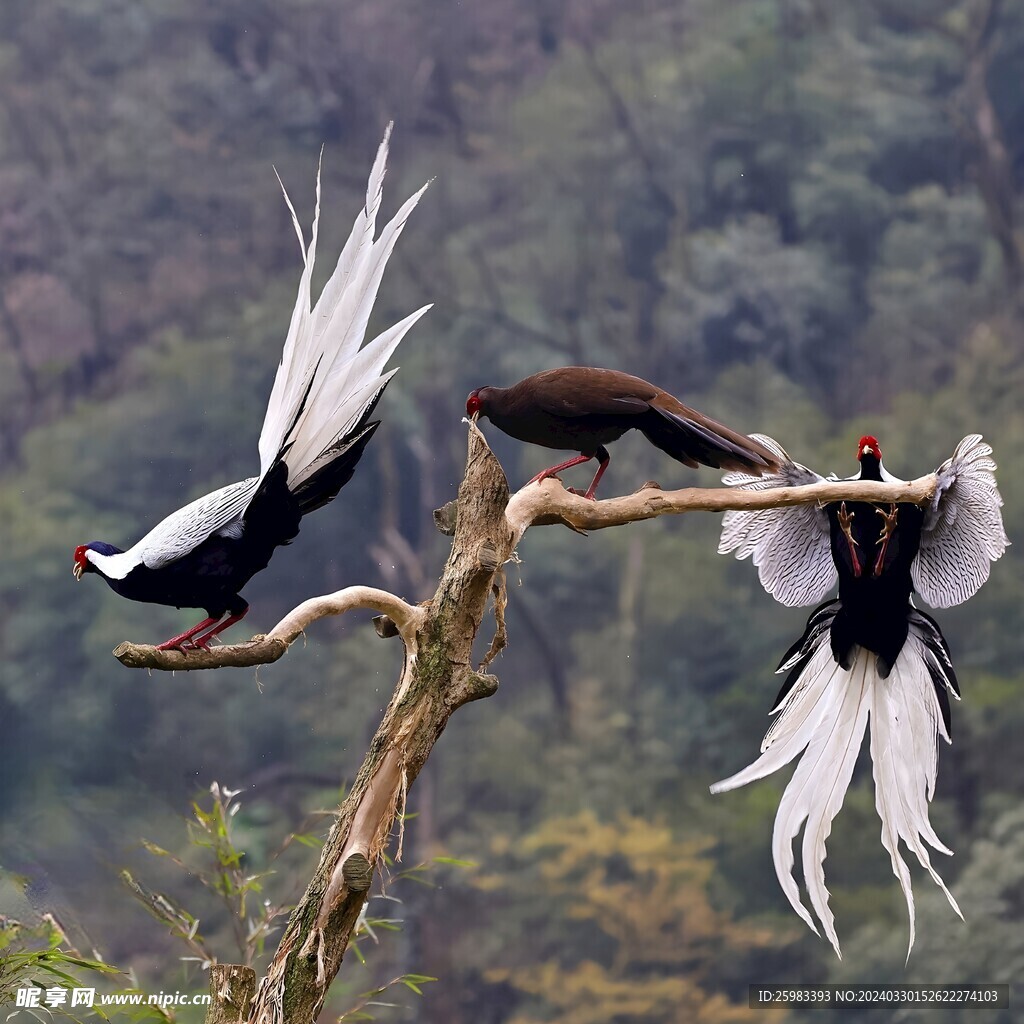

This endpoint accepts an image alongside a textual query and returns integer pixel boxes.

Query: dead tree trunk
[240,424,514,1024]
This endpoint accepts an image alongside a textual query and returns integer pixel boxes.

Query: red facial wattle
[858,435,882,461]
[466,391,482,418]
[73,545,89,581]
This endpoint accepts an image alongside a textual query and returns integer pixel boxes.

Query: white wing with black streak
[104,477,258,578]
[718,434,837,606]
[912,435,1009,608]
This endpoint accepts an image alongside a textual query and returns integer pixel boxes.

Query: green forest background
[0,1,1022,1021]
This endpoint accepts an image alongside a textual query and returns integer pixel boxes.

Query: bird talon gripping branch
[837,501,863,577]
[873,503,900,577]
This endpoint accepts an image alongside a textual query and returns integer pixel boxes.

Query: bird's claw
[872,504,899,578]
[838,501,863,577]
[155,640,189,653]
[875,503,899,537]
[155,635,213,653]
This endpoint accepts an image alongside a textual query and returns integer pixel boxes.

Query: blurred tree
[825,806,1024,1022]
[481,812,789,1024]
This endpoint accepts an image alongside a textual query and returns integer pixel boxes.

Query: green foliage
[338,973,438,1022]
[0,911,117,1009]
[0,872,168,1023]
[123,783,288,970]
[121,785,457,1021]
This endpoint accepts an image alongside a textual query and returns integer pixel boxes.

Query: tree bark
[206,965,257,1024]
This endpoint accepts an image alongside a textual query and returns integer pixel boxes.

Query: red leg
[527,452,594,486]
[575,449,610,500]
[837,502,862,578]
[188,608,249,650]
[155,617,219,651]
[873,504,899,578]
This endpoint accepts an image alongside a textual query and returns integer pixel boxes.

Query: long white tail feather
[265,155,322,449]
[257,126,429,485]
[311,125,391,347]
[286,374,393,491]
[871,644,962,962]
[712,625,961,959]
[281,187,429,476]
[710,648,842,790]
[287,304,430,486]
[310,183,428,369]
[790,651,871,958]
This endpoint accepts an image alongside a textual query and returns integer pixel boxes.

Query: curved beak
[73,561,84,581]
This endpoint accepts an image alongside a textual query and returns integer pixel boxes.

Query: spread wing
[132,477,259,571]
[912,435,1009,608]
[718,434,837,607]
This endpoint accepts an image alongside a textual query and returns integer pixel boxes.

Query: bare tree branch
[503,465,936,543]
[113,587,424,671]
[237,418,512,1024]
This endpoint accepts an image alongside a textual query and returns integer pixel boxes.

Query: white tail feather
[792,651,871,958]
[257,126,430,484]
[871,637,962,963]
[712,628,961,959]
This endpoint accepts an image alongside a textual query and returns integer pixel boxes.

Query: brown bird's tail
[641,401,781,475]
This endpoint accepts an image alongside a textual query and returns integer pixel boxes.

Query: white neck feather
[86,547,144,581]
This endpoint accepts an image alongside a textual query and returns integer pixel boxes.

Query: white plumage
[719,434,837,607]
[259,123,430,484]
[719,433,1008,612]
[85,477,262,580]
[914,435,1010,607]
